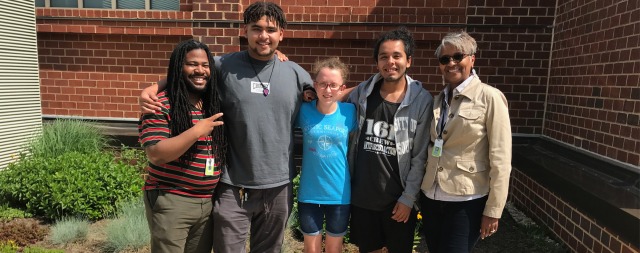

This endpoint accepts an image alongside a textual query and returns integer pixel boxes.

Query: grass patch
[21,247,66,253]
[0,204,32,221]
[506,202,567,253]
[50,216,89,245]
[103,198,150,253]
[521,224,566,253]
[26,119,112,159]
[0,241,65,253]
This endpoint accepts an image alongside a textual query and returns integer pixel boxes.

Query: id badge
[205,158,215,176]
[432,138,443,157]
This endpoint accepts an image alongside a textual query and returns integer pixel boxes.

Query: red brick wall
[38,32,192,118]
[270,37,444,90]
[544,0,640,166]
[36,0,558,136]
[510,169,639,253]
[467,0,556,134]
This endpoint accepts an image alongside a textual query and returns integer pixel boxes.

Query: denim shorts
[298,202,350,237]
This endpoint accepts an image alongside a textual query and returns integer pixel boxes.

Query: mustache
[188,74,209,79]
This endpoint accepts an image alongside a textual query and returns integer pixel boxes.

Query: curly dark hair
[165,39,227,168]
[243,1,287,29]
[372,26,415,62]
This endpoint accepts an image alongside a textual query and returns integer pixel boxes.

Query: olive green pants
[144,190,213,253]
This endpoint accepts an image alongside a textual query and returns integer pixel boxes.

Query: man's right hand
[140,84,163,114]
[192,113,224,138]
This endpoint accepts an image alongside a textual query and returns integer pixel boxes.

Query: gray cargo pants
[212,182,293,253]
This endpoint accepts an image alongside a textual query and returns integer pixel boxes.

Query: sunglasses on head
[438,53,469,65]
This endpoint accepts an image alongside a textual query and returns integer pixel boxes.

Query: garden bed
[1,201,565,253]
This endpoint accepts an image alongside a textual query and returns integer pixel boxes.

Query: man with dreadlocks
[138,39,227,253]
[139,2,314,253]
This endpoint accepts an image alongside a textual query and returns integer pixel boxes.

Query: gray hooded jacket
[347,73,434,208]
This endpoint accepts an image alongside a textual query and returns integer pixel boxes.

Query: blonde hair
[312,57,349,84]
[435,31,478,57]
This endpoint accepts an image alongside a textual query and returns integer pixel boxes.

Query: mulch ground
[7,204,564,253]
[281,207,565,253]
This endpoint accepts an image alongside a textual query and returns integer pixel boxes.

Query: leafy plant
[0,151,144,220]
[103,198,150,253]
[0,241,17,252]
[413,212,422,251]
[0,221,47,246]
[26,119,112,159]
[117,145,149,174]
[0,204,32,221]
[50,216,89,245]
[0,242,65,253]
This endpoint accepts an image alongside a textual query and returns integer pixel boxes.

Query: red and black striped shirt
[138,91,221,198]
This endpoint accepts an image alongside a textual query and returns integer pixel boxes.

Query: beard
[184,75,209,95]
[250,44,275,57]
[383,70,406,83]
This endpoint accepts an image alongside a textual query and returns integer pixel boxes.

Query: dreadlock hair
[165,39,227,169]
[243,1,287,30]
[372,26,416,63]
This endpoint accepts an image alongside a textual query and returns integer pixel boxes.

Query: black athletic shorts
[350,204,418,253]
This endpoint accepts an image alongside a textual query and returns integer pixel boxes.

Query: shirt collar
[444,69,477,99]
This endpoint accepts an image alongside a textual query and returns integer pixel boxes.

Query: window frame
[40,0,155,10]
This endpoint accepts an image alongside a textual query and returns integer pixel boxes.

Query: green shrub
[103,198,150,253]
[117,145,149,174]
[26,119,112,159]
[0,204,32,221]
[0,151,144,220]
[50,216,89,245]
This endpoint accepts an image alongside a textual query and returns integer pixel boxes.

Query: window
[83,0,112,9]
[51,0,78,7]
[36,0,179,10]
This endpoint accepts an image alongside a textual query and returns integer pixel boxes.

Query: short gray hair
[434,31,478,57]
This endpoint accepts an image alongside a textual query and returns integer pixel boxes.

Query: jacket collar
[458,76,482,101]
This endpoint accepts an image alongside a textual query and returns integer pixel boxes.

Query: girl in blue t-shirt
[294,57,357,253]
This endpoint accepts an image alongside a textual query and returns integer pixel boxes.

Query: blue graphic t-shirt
[295,101,357,204]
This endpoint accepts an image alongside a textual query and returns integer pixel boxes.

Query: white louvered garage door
[0,1,43,169]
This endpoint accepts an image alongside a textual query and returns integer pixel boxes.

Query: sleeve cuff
[398,194,416,209]
[483,205,505,219]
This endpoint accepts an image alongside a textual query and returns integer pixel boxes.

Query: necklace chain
[247,52,275,97]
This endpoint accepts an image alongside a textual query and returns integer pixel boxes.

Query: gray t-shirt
[214,51,313,189]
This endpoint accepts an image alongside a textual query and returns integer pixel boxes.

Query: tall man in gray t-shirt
[139,2,314,253]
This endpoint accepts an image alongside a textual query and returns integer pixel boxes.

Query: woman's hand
[480,215,499,239]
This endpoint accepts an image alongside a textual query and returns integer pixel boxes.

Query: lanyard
[437,93,449,139]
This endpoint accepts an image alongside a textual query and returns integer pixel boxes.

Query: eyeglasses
[316,82,343,90]
[438,53,469,65]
